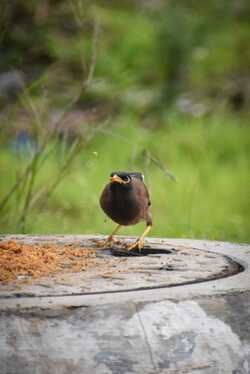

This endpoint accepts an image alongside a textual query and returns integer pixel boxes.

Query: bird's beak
[110,174,124,184]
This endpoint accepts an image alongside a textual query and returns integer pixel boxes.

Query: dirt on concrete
[0,240,96,283]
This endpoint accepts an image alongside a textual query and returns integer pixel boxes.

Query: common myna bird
[100,171,152,250]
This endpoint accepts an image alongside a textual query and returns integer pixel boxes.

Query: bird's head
[109,171,144,192]
[110,172,131,185]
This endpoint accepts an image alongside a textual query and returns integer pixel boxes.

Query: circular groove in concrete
[0,235,243,299]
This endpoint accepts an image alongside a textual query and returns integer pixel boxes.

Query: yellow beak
[110,174,124,184]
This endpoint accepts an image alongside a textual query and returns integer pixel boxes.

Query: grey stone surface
[0,235,241,299]
[0,236,250,374]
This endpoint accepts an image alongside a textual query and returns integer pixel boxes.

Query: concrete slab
[0,236,249,374]
[0,235,242,300]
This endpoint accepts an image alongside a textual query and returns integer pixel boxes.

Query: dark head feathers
[110,171,144,182]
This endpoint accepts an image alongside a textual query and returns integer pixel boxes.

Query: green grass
[0,111,250,243]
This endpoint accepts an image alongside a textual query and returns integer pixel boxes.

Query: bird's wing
[132,176,151,207]
[146,188,151,206]
[138,180,152,225]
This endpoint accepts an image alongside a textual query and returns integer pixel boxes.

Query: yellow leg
[127,225,152,251]
[103,224,122,246]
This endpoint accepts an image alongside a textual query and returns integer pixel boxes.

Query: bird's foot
[127,239,144,252]
[98,236,120,248]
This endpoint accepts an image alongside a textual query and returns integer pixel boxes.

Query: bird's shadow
[109,246,173,257]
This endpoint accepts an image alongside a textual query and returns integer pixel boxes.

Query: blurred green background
[0,0,249,242]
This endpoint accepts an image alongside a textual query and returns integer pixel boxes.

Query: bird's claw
[96,237,113,248]
[99,236,122,248]
[127,239,144,252]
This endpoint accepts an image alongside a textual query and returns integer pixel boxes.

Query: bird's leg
[102,224,122,247]
[127,225,152,251]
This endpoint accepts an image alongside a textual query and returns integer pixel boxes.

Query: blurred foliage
[1,112,250,241]
[0,1,250,241]
[1,0,250,110]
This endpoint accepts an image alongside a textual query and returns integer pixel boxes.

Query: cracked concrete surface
[0,236,249,374]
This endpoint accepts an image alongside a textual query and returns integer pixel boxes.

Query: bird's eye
[123,175,130,182]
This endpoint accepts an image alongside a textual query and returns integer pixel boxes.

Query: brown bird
[100,171,152,250]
